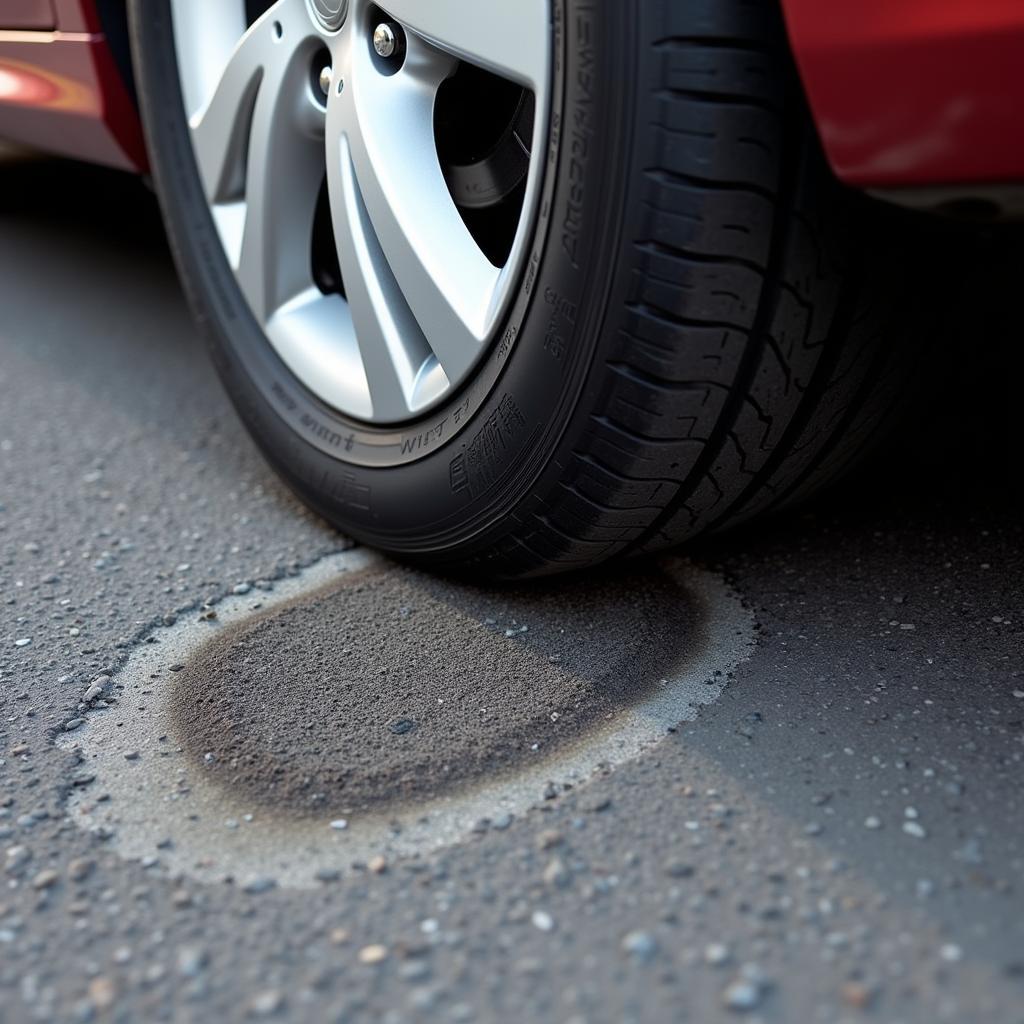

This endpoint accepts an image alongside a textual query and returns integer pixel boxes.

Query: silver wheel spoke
[171,0,248,122]
[377,0,549,89]
[330,42,501,384]
[266,289,375,420]
[325,131,443,421]
[189,0,321,321]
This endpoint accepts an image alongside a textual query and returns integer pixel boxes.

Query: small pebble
[4,846,31,876]
[248,990,284,1017]
[664,859,694,879]
[171,889,193,908]
[621,931,658,964]
[88,977,117,1011]
[177,945,208,977]
[705,943,731,966]
[68,858,94,882]
[537,830,564,851]
[723,965,768,1012]
[542,857,569,888]
[723,979,762,1012]
[32,868,59,890]
[840,981,875,1009]
[242,877,277,894]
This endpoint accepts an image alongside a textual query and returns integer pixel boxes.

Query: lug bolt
[373,22,398,58]
[318,65,333,97]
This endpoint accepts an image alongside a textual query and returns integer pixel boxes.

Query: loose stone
[31,868,59,890]
[621,931,658,963]
[358,944,389,965]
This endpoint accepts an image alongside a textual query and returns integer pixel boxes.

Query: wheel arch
[93,0,135,103]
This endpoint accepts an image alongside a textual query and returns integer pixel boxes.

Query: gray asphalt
[1,148,1023,1024]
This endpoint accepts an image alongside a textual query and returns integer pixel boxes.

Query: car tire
[128,0,931,577]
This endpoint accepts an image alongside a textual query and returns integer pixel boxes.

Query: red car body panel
[51,0,100,33]
[780,0,1024,188]
[0,0,145,171]
[5,1,56,31]
[0,1,1022,191]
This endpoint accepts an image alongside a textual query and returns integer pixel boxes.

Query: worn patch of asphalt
[174,556,713,811]
[2,150,1024,1023]
[59,550,753,887]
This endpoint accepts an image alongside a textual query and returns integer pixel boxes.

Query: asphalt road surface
[2,149,1023,1024]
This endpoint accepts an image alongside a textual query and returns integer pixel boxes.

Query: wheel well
[95,0,136,102]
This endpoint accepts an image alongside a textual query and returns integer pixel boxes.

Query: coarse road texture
[2,149,1023,1023]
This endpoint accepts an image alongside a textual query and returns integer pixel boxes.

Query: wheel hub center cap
[310,0,348,32]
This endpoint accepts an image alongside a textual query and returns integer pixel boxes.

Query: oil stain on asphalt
[59,550,755,888]
[175,557,710,811]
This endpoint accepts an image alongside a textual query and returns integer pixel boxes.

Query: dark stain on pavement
[171,560,705,813]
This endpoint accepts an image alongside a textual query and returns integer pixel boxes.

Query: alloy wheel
[169,0,551,424]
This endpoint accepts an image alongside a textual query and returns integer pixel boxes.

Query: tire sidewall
[132,0,633,560]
